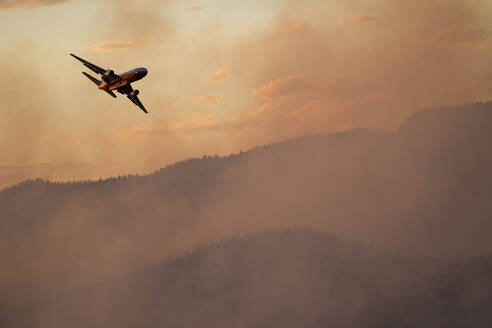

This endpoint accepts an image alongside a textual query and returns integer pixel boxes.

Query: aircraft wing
[117,85,148,114]
[71,53,120,83]
[129,94,148,114]
[70,53,106,75]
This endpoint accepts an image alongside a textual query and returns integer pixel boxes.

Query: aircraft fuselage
[98,68,148,91]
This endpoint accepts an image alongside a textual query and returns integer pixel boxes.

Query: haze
[1,0,492,188]
[2,1,492,326]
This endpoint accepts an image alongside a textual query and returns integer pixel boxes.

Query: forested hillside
[1,102,492,317]
[7,229,492,328]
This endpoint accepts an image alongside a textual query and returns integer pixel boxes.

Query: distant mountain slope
[1,101,492,293]
[13,229,492,328]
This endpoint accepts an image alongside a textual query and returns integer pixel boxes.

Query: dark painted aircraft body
[71,54,149,113]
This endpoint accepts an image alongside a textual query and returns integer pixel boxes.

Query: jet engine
[130,90,140,97]
[104,69,114,77]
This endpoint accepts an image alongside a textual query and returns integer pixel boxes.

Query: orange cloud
[246,102,272,119]
[340,16,380,25]
[0,0,68,10]
[120,112,235,137]
[119,98,353,140]
[120,104,275,138]
[278,21,306,35]
[288,100,352,120]
[186,5,202,12]
[4,0,492,187]
[203,69,230,84]
[173,112,220,131]
[193,95,224,106]
[252,75,310,98]
[88,41,138,52]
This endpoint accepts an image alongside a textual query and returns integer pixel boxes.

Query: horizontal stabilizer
[82,72,101,86]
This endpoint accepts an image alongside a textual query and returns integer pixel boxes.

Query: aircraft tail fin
[82,72,102,86]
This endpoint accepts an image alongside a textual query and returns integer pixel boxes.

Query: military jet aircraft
[70,54,148,113]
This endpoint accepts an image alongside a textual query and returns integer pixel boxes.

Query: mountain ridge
[12,228,492,328]
[1,100,492,300]
[5,100,492,193]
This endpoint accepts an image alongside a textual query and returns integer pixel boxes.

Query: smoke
[0,43,62,165]
[2,0,492,187]
[90,0,176,47]
[0,0,68,10]
[1,1,492,326]
[105,0,492,172]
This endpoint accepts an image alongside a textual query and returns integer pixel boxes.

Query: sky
[1,0,492,188]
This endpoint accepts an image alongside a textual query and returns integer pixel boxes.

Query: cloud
[246,102,272,119]
[186,5,202,12]
[203,69,231,84]
[193,95,224,106]
[173,112,222,131]
[119,98,353,140]
[340,16,381,25]
[419,27,492,45]
[0,0,68,10]
[88,41,138,52]
[278,21,306,35]
[252,75,311,98]
[3,0,492,186]
[120,112,229,137]
[91,0,175,48]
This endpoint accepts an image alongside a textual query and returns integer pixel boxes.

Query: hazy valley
[2,101,492,327]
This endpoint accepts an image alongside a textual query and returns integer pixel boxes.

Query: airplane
[70,53,149,113]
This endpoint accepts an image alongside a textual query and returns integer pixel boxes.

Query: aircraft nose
[141,68,148,77]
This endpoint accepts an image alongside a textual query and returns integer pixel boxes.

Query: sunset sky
[1,0,492,188]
